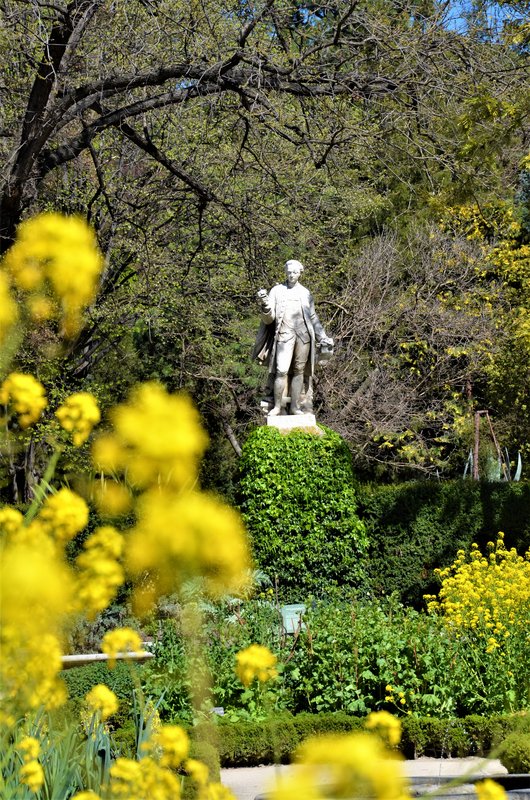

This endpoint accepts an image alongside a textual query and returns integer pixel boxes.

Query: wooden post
[473,411,481,480]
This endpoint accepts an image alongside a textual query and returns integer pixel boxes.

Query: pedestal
[266,413,323,435]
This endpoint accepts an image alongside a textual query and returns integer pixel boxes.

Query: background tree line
[1,0,529,498]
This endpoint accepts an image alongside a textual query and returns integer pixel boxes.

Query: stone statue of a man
[253,259,334,416]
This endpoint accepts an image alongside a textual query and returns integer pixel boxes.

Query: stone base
[266,413,323,435]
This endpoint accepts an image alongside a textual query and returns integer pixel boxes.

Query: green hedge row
[192,712,530,767]
[236,426,530,606]
[358,480,530,606]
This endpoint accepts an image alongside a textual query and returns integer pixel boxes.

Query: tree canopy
[1,0,529,490]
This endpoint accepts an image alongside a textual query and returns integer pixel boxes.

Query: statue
[253,259,334,416]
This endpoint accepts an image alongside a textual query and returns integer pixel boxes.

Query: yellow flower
[198,784,237,800]
[92,383,209,490]
[56,392,100,446]
[109,757,141,786]
[17,736,41,762]
[1,533,72,715]
[152,724,189,768]
[76,526,125,618]
[102,627,143,668]
[37,488,89,543]
[92,479,131,517]
[127,489,251,610]
[365,711,402,746]
[0,372,47,427]
[271,731,409,800]
[186,757,209,785]
[0,271,18,344]
[2,212,104,336]
[475,779,507,800]
[27,294,54,322]
[235,644,278,687]
[85,684,119,721]
[71,793,102,800]
[0,506,24,537]
[425,535,530,652]
[19,760,45,793]
[109,756,181,799]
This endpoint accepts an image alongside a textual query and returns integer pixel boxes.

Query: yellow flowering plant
[0,212,248,799]
[0,211,512,800]
[426,534,530,713]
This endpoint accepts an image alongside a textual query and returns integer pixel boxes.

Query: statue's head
[285,259,304,274]
[285,260,304,286]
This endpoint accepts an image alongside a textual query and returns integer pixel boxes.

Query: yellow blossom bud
[152,724,189,768]
[0,372,47,427]
[19,760,45,793]
[37,488,89,543]
[235,644,278,687]
[101,627,143,668]
[56,392,100,446]
[85,684,118,721]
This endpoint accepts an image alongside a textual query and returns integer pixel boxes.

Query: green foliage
[236,426,367,600]
[499,733,530,774]
[140,619,194,722]
[61,662,141,710]
[358,480,530,606]
[194,712,528,767]
[284,597,461,718]
[2,711,113,800]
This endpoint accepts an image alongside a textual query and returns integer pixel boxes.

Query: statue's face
[285,262,302,287]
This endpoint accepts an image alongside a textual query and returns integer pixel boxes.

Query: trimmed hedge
[358,480,530,606]
[61,661,142,702]
[236,426,367,600]
[191,712,530,767]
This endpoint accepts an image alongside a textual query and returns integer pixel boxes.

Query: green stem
[24,447,62,524]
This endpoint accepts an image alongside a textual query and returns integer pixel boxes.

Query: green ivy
[236,426,367,600]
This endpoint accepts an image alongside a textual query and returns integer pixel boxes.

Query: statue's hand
[257,288,269,306]
[321,336,334,347]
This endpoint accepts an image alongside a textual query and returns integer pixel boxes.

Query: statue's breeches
[275,335,311,375]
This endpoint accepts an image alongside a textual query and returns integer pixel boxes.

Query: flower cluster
[151,724,189,768]
[127,489,251,610]
[425,534,530,652]
[271,730,409,800]
[235,644,278,688]
[85,684,119,722]
[101,627,143,668]
[76,526,125,618]
[37,487,89,544]
[1,212,104,336]
[92,382,209,490]
[365,711,402,747]
[17,736,45,794]
[0,372,47,428]
[0,526,73,718]
[56,392,101,446]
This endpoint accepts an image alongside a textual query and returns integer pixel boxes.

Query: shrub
[236,426,367,600]
[62,662,141,702]
[194,713,528,767]
[358,480,530,606]
[499,732,530,773]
